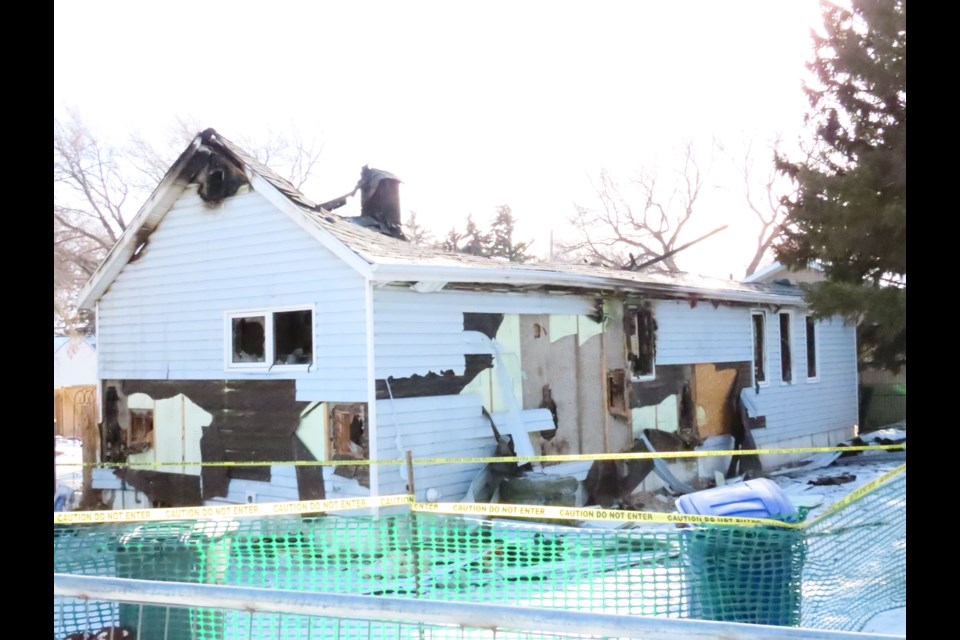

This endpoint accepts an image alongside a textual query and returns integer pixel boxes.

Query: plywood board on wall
[693,363,738,438]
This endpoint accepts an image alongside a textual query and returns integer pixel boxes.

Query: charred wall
[101,379,325,506]
[375,312,504,399]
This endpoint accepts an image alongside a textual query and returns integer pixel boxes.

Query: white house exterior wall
[96,187,368,402]
[653,300,753,365]
[371,288,595,500]
[749,315,859,445]
[653,299,857,446]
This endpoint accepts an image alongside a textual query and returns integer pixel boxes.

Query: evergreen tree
[460,214,490,256]
[439,227,464,253]
[775,0,905,370]
[488,204,533,263]
[403,210,434,246]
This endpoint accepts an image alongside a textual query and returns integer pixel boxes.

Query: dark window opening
[274,310,314,365]
[607,369,629,418]
[625,306,656,378]
[229,308,313,367]
[806,316,818,379]
[232,316,265,363]
[752,312,766,384]
[779,313,792,383]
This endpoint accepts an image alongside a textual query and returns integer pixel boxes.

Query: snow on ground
[767,427,906,520]
[861,607,906,635]
[54,436,83,511]
[765,426,906,637]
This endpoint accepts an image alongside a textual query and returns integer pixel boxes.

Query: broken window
[274,310,313,365]
[227,307,314,368]
[625,305,656,380]
[805,315,819,380]
[779,313,792,383]
[752,311,767,385]
[232,316,266,363]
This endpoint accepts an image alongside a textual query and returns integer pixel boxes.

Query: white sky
[54,0,822,278]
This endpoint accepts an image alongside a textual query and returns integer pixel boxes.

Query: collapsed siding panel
[97,187,367,402]
[374,394,497,500]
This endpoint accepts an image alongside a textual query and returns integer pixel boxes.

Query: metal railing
[54,574,905,640]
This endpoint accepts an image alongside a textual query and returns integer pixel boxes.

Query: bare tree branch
[53,113,326,333]
[739,138,797,276]
[560,141,711,272]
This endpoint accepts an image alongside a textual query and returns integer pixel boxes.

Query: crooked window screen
[752,312,766,384]
[232,316,266,363]
[806,316,818,379]
[273,310,313,365]
[626,306,656,379]
[780,313,792,383]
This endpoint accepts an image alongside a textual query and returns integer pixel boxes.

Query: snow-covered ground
[768,427,906,520]
[54,436,83,511]
[861,607,906,635]
[766,426,906,637]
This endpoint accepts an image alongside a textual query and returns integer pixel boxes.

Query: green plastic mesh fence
[54,471,905,639]
[800,471,906,630]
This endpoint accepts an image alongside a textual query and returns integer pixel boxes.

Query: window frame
[778,311,794,385]
[805,315,820,383]
[751,310,768,388]
[224,305,315,372]
[625,304,657,382]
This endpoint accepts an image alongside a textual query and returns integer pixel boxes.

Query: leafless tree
[53,113,325,333]
[561,142,708,272]
[735,139,795,277]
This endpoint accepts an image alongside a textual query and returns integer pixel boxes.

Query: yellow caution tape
[802,464,906,527]
[53,494,413,525]
[53,464,905,528]
[411,501,802,528]
[413,463,907,530]
[56,444,905,469]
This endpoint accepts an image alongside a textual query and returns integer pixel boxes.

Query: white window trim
[224,304,316,372]
[751,310,769,388]
[631,368,657,383]
[778,311,795,386]
[805,314,821,383]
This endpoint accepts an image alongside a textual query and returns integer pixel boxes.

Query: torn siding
[100,379,326,507]
[96,187,367,402]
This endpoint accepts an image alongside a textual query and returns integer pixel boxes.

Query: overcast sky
[54,0,823,278]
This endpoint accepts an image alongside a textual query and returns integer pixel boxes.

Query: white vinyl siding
[375,394,496,500]
[373,288,594,380]
[653,300,753,364]
[748,316,858,445]
[97,187,368,402]
[371,287,594,499]
[652,300,856,444]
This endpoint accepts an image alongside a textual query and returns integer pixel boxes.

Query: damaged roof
[78,129,806,310]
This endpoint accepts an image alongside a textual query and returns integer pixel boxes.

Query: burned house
[77,129,859,509]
